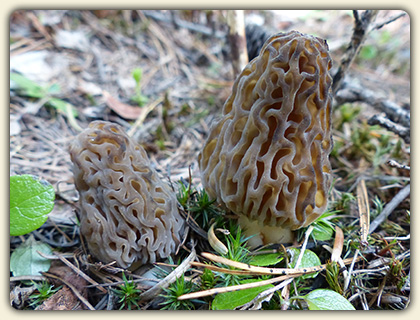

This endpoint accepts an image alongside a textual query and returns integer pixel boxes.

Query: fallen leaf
[103,90,144,120]
[36,286,84,310]
[37,265,88,310]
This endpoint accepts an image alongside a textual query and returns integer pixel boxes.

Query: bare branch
[332,10,379,94]
[369,184,410,234]
[335,79,410,128]
[371,12,407,31]
[368,114,410,144]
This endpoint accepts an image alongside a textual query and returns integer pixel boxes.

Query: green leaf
[47,98,78,117]
[10,175,55,236]
[10,73,46,98]
[249,253,283,267]
[132,68,143,84]
[211,279,274,310]
[10,235,53,277]
[288,248,321,279]
[303,289,355,310]
[311,223,334,241]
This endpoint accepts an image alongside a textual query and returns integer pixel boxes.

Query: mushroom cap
[198,31,333,247]
[69,121,185,268]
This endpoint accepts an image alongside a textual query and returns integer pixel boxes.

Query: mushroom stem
[238,215,294,248]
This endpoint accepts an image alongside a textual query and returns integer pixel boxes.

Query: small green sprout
[112,272,141,310]
[131,68,149,107]
[159,274,196,310]
[29,281,61,308]
[325,261,342,295]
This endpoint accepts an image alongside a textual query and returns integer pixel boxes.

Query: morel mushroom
[198,31,333,247]
[69,121,185,268]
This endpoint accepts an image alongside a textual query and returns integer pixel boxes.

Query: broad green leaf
[311,211,336,241]
[10,175,55,236]
[312,222,334,241]
[249,253,284,267]
[10,235,53,277]
[288,248,321,279]
[211,279,274,310]
[10,73,46,98]
[303,289,355,310]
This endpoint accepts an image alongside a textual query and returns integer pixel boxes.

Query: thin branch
[179,253,362,301]
[368,114,410,144]
[335,79,410,128]
[369,184,410,234]
[139,247,196,301]
[371,12,407,31]
[333,10,379,94]
[42,271,95,310]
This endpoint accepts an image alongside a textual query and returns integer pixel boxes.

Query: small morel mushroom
[198,31,333,247]
[69,121,185,268]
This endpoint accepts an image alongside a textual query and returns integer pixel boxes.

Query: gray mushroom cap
[69,121,185,268]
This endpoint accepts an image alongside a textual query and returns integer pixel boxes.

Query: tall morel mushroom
[198,31,333,247]
[69,121,185,268]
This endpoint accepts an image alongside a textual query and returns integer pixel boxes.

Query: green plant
[159,274,196,310]
[10,174,55,236]
[29,281,61,308]
[325,261,343,294]
[177,182,222,230]
[188,188,221,229]
[331,190,356,214]
[211,279,274,310]
[334,104,361,130]
[200,268,217,290]
[177,180,193,209]
[10,235,53,278]
[10,73,78,118]
[131,68,148,106]
[371,195,385,219]
[297,210,337,242]
[291,289,355,310]
[112,272,141,310]
[218,225,252,286]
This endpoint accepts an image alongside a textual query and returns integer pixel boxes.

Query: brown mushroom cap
[69,121,185,268]
[198,31,333,247]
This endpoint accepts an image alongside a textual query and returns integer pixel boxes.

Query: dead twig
[368,114,410,144]
[369,184,410,234]
[179,252,362,301]
[357,179,370,244]
[53,252,108,294]
[139,247,196,301]
[387,160,410,171]
[333,10,379,94]
[334,79,410,128]
[239,226,314,310]
[42,271,95,310]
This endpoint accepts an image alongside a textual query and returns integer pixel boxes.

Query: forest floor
[10,10,410,310]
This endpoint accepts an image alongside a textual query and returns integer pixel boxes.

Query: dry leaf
[331,226,344,262]
[37,265,88,310]
[103,90,144,120]
[36,286,84,310]
[357,179,370,243]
